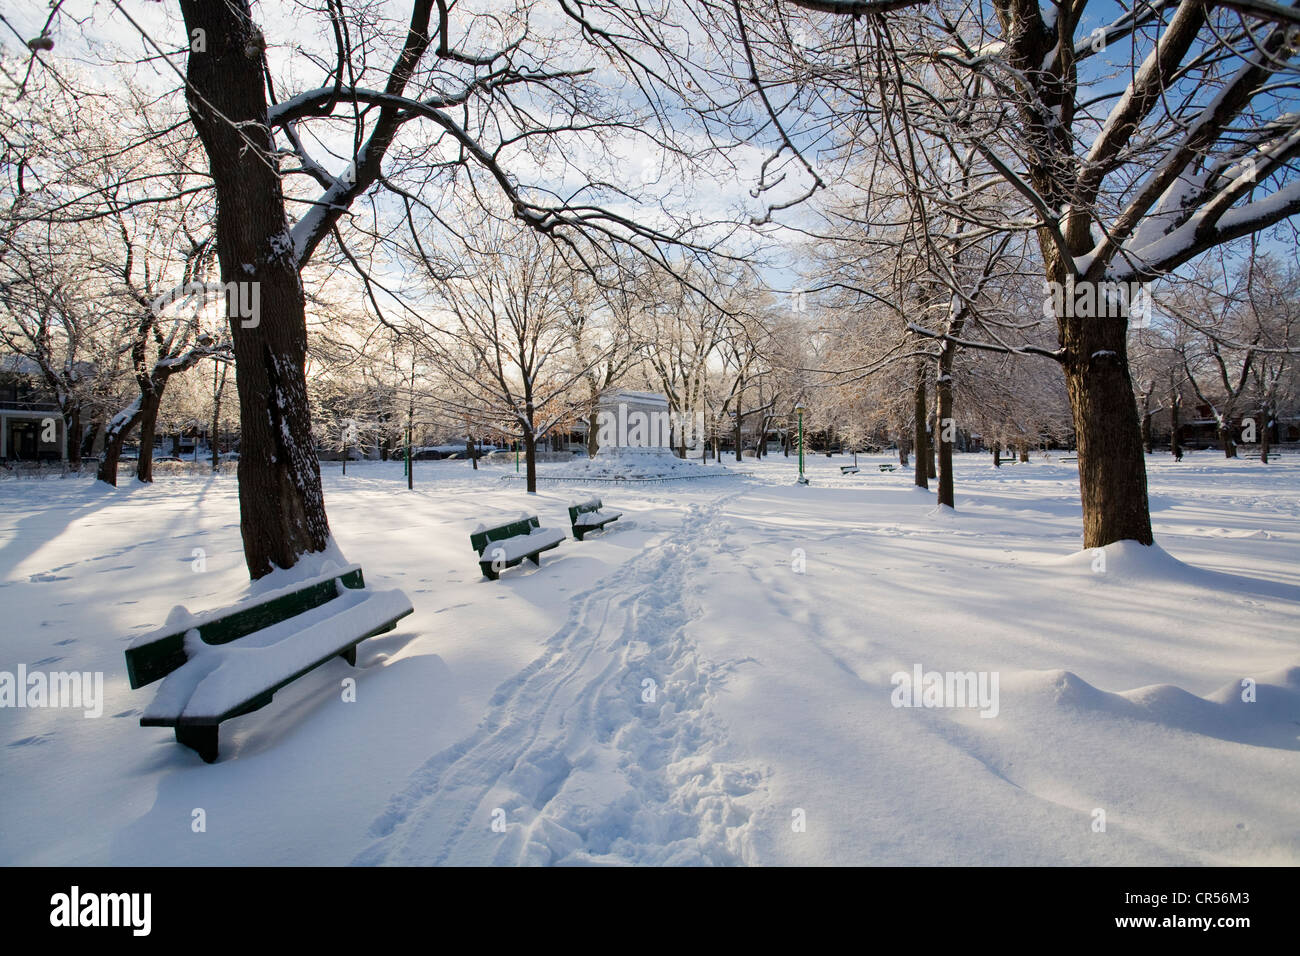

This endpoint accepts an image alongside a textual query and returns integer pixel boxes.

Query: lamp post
[794,401,808,484]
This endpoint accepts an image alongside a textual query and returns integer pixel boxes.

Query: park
[1,0,1298,873]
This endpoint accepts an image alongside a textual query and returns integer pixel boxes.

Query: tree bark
[1018,444,1029,464]
[913,364,929,490]
[1170,390,1183,460]
[1218,423,1238,459]
[1260,404,1272,463]
[97,403,142,487]
[1060,311,1153,547]
[993,443,1002,468]
[135,388,165,483]
[180,0,330,578]
[524,429,537,493]
[65,405,82,470]
[935,361,955,508]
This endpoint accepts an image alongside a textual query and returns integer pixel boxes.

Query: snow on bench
[471,515,565,580]
[127,565,413,762]
[568,498,621,540]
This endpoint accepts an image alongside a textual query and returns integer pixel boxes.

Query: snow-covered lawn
[1,451,1296,865]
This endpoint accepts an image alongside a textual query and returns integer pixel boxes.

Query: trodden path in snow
[356,489,768,865]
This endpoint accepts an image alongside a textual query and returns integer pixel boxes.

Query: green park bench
[840,465,860,474]
[879,463,897,472]
[125,566,413,763]
[472,516,566,580]
[568,499,622,541]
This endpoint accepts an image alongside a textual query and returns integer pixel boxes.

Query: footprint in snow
[28,573,70,583]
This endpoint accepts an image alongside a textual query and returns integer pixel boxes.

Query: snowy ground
[1,450,1297,865]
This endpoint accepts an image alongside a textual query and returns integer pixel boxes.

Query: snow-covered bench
[840,465,860,474]
[471,516,566,580]
[124,566,413,763]
[567,498,622,541]
[879,463,897,472]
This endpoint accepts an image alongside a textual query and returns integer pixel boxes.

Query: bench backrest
[567,500,603,523]
[471,516,540,555]
[124,568,366,689]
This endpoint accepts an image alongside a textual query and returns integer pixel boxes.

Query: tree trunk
[135,388,165,483]
[1170,391,1183,460]
[97,403,142,487]
[935,360,955,508]
[1018,444,1029,464]
[1260,404,1271,463]
[926,418,937,479]
[899,437,909,467]
[65,405,82,470]
[181,0,330,578]
[524,430,537,493]
[994,443,1002,468]
[734,414,743,463]
[587,409,599,457]
[469,435,478,470]
[913,365,929,490]
[1060,314,1154,547]
[1218,423,1238,459]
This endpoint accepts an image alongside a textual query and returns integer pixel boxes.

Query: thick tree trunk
[913,366,929,490]
[1060,312,1154,547]
[993,443,1002,468]
[468,435,478,470]
[181,0,330,578]
[734,414,743,463]
[1019,444,1029,464]
[587,409,599,457]
[899,437,909,467]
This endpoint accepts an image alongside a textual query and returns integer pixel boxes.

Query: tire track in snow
[353,491,766,866]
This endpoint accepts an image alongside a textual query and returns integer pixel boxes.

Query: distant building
[0,356,64,462]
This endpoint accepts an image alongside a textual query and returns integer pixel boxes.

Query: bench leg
[175,724,219,764]
[573,527,585,541]
[340,645,357,666]
[527,553,541,566]
[481,562,499,581]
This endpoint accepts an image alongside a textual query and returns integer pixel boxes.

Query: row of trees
[6,0,1300,579]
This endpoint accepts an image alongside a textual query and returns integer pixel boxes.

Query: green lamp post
[794,401,808,485]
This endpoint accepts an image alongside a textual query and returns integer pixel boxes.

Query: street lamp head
[793,401,807,414]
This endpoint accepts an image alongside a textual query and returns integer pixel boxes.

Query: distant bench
[568,499,622,541]
[840,465,860,475]
[125,566,412,763]
[879,463,897,472]
[472,516,566,580]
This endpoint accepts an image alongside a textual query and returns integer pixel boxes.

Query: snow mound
[1001,667,1300,747]
[541,452,737,481]
[1043,540,1300,600]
